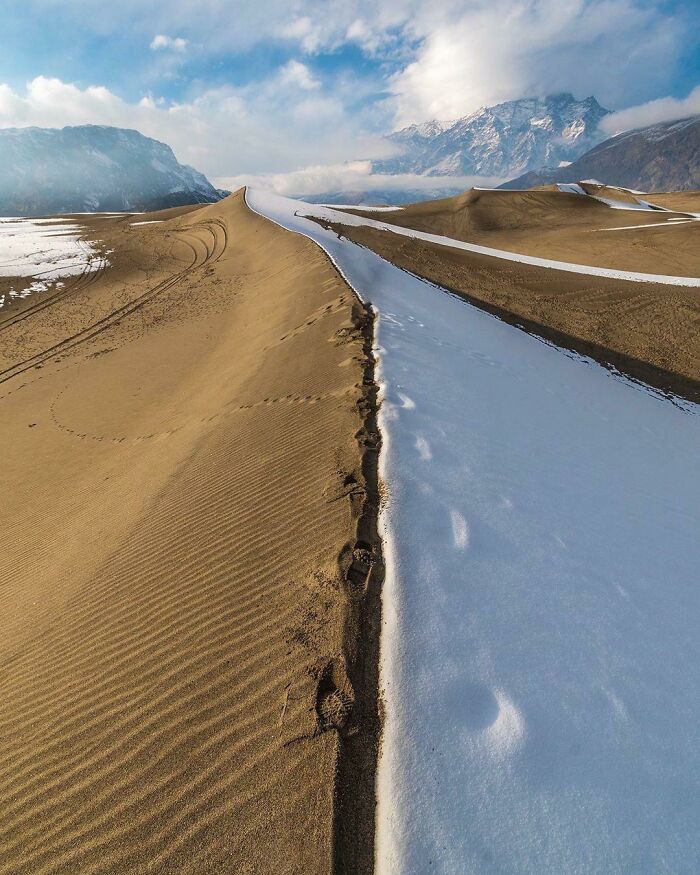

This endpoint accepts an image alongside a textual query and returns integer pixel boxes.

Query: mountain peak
[377,94,610,180]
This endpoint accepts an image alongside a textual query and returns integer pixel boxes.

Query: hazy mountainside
[501,116,700,191]
[0,125,227,215]
[374,94,610,178]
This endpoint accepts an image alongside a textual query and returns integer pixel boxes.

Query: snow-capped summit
[375,93,610,178]
[0,125,227,216]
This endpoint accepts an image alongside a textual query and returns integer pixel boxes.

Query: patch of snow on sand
[556,182,587,195]
[596,219,697,231]
[248,188,700,875]
[0,218,106,307]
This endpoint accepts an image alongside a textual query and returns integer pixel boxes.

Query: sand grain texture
[0,192,375,873]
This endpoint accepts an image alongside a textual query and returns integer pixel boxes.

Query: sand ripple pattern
[0,193,364,873]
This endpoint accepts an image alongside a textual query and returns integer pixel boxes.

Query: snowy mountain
[0,125,227,215]
[375,94,610,178]
[501,115,700,191]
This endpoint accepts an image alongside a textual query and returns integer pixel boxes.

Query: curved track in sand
[0,221,226,385]
[0,249,106,333]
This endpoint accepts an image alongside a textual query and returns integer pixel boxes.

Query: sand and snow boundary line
[245,187,385,875]
[299,200,700,287]
[248,187,700,875]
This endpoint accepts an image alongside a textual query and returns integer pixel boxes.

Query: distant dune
[321,185,700,400]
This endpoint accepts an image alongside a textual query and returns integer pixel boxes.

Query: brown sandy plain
[0,191,381,874]
[327,187,700,400]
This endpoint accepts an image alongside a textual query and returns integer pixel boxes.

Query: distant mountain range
[0,125,227,215]
[374,93,610,178]
[304,93,611,205]
[500,116,700,191]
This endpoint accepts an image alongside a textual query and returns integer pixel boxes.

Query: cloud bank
[386,0,684,127]
[601,85,700,136]
[218,162,504,197]
[0,74,390,186]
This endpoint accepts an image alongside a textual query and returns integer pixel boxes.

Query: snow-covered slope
[248,188,700,875]
[375,94,609,178]
[0,126,226,215]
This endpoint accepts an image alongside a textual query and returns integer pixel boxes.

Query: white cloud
[0,0,694,189]
[278,60,320,91]
[387,0,682,127]
[0,75,387,180]
[600,85,700,136]
[150,34,188,52]
[216,160,504,197]
[113,1,685,129]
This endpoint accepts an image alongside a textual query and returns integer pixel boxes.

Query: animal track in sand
[49,387,355,445]
[264,295,349,350]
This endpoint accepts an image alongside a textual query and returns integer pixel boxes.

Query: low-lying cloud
[217,161,504,197]
[600,85,700,136]
[0,75,388,180]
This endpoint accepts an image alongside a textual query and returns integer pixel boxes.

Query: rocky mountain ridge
[0,125,226,215]
[374,93,610,178]
[501,115,700,191]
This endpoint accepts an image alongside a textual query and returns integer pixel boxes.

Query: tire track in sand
[0,222,225,385]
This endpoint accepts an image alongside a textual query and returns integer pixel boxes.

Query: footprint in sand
[415,435,432,460]
[450,510,470,550]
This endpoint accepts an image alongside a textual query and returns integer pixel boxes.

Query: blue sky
[0,0,697,192]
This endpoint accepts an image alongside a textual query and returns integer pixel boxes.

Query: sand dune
[644,190,700,213]
[343,187,700,275]
[251,186,700,875]
[0,192,379,873]
[327,187,700,399]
